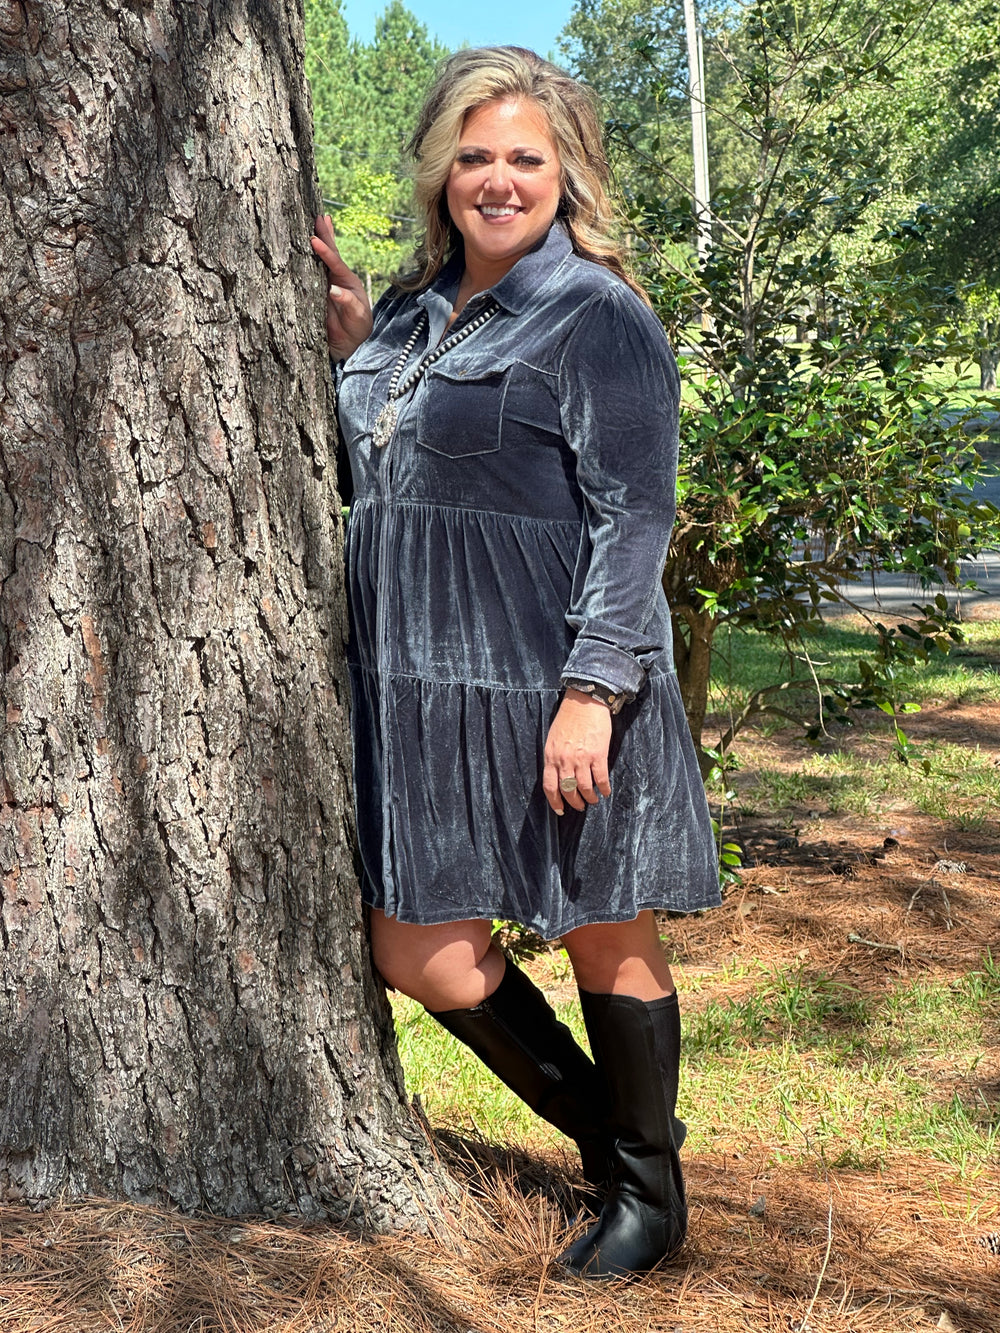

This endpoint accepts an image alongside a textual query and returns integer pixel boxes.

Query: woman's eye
[455,152,545,168]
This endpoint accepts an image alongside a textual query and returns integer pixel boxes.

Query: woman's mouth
[477,205,522,218]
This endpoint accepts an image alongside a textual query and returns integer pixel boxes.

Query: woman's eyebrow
[457,143,548,154]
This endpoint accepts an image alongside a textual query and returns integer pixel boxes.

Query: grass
[395,955,1000,1182]
[706,618,1000,726]
[908,359,996,410]
[736,741,1000,820]
[708,615,1000,827]
[683,963,1000,1171]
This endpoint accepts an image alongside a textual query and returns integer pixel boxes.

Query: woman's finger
[572,761,599,806]
[558,768,587,813]
[311,215,369,301]
[314,210,336,248]
[311,235,360,292]
[326,282,371,336]
[311,215,373,359]
[311,213,348,271]
[591,757,612,798]
[542,758,565,816]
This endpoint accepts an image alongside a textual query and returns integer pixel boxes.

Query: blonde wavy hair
[395,46,648,302]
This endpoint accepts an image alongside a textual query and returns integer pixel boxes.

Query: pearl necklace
[371,297,501,449]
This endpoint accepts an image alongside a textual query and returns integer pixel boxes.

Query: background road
[831,431,1000,615]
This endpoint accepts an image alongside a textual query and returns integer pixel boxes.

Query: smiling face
[444,97,563,285]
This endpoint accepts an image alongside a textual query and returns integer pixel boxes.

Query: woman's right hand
[311,214,373,361]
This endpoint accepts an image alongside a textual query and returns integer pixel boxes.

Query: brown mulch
[0,1156,997,1332]
[667,812,1000,982]
[3,695,1000,1332]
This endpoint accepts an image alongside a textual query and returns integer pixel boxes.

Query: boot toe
[557,1191,687,1280]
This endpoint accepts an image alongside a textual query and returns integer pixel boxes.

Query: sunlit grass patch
[735,741,1000,821]
[681,958,999,1173]
[393,954,1000,1180]
[706,618,1000,725]
[684,968,872,1056]
[686,1048,999,1175]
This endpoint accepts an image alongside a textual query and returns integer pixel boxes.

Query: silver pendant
[372,400,398,449]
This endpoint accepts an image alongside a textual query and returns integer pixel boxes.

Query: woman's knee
[369,912,501,1010]
[562,911,674,999]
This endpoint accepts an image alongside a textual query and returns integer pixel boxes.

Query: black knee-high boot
[558,989,687,1279]
[428,960,612,1190]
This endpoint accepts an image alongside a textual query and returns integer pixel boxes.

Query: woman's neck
[450,256,515,323]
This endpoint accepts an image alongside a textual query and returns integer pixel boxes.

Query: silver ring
[559,776,578,793]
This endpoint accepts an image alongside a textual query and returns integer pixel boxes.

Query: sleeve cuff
[560,639,648,698]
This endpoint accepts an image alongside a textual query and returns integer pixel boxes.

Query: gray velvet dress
[336,223,720,937]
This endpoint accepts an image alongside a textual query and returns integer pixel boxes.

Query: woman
[311,46,720,1279]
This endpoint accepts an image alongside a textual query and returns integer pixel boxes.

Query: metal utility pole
[684,0,711,261]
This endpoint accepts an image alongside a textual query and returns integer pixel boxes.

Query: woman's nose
[483,160,512,193]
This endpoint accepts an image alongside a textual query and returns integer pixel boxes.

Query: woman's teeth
[479,205,520,217]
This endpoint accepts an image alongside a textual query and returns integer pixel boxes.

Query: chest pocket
[415,361,514,459]
[337,344,396,446]
[500,363,562,440]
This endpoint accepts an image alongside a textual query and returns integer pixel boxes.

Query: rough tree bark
[0,0,443,1224]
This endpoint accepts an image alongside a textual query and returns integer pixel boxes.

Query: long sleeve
[556,287,680,696]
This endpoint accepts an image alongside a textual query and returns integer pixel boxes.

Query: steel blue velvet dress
[336,223,720,937]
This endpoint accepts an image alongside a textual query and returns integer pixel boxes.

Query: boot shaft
[577,988,685,1213]
[559,988,688,1278]
[429,960,611,1184]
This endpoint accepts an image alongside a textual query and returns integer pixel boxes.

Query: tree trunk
[980,346,998,392]
[0,0,442,1225]
[670,606,717,778]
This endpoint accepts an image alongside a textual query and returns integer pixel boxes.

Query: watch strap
[562,677,631,715]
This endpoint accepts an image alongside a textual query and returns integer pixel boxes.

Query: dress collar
[415,223,574,318]
[487,223,574,314]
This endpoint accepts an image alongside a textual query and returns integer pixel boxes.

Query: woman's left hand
[542,689,613,814]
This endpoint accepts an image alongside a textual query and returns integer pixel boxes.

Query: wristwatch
[562,677,631,715]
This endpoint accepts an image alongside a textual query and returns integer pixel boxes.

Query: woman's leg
[370,910,611,1190]
[559,911,687,1279]
[561,910,674,1000]
[369,909,503,1010]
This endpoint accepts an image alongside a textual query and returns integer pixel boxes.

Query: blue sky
[341,0,575,61]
